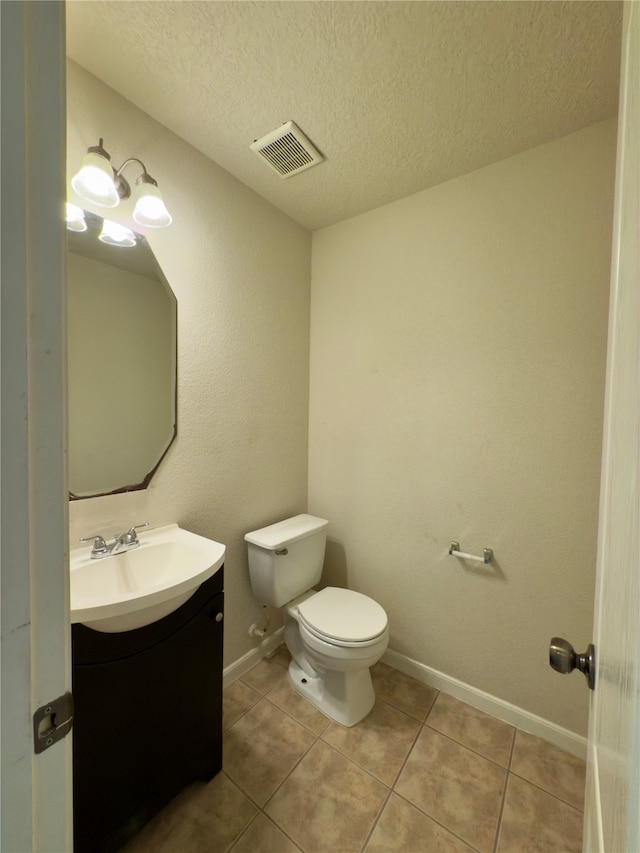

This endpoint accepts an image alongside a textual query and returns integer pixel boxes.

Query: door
[0,2,71,851]
[583,3,640,850]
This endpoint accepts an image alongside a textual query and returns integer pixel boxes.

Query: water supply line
[248,604,270,638]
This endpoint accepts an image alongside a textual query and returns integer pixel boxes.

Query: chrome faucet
[80,522,149,559]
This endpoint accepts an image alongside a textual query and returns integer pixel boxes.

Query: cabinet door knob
[214,612,223,622]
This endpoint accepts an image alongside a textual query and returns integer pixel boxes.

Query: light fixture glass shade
[71,151,119,207]
[98,219,136,248]
[65,202,87,232]
[133,181,172,228]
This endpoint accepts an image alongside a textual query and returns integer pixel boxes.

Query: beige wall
[67,61,311,666]
[309,120,616,735]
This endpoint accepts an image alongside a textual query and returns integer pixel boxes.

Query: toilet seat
[297,587,388,647]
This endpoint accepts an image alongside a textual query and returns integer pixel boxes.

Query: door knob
[549,637,596,690]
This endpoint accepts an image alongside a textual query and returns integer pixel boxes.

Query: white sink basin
[70,523,225,633]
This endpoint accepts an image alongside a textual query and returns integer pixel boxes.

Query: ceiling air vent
[250,121,324,179]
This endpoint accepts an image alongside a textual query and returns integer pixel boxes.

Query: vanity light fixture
[71,139,172,228]
[66,203,87,232]
[98,219,137,248]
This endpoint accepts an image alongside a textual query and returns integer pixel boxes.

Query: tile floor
[123,648,586,853]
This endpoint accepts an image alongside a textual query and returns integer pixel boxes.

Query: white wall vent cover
[250,121,324,179]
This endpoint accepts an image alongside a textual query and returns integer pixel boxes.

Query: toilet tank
[245,514,329,607]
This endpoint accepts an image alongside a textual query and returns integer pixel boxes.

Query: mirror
[67,210,177,499]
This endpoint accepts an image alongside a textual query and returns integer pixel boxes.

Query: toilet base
[287,659,375,727]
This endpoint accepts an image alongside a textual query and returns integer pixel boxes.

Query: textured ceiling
[66,1,622,231]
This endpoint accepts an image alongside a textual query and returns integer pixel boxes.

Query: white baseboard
[223,627,285,688]
[222,637,586,759]
[382,648,587,760]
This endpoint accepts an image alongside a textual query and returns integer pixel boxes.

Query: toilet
[245,514,389,727]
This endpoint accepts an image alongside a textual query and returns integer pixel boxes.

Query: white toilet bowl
[283,587,389,726]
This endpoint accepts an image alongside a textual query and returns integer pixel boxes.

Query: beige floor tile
[497,774,583,852]
[511,730,586,809]
[223,679,262,731]
[268,643,292,665]
[230,813,301,852]
[427,692,515,767]
[265,740,388,853]
[365,793,474,852]
[121,772,257,853]
[322,700,420,785]
[240,656,290,695]
[396,727,505,853]
[371,662,439,720]
[223,699,315,806]
[267,676,331,735]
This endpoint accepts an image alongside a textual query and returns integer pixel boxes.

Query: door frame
[1,2,71,850]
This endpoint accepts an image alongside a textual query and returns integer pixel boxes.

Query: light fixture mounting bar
[113,158,153,200]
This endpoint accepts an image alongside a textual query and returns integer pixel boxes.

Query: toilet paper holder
[449,541,493,565]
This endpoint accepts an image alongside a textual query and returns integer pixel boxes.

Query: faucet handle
[79,534,109,557]
[123,522,149,545]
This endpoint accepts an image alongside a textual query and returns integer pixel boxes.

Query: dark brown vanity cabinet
[72,568,224,853]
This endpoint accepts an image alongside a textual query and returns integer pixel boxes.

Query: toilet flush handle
[275,548,288,555]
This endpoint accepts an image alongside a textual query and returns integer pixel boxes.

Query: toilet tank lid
[244,514,328,550]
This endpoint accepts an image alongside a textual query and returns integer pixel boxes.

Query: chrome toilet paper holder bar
[449,541,493,565]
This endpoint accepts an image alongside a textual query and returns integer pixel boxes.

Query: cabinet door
[73,589,224,853]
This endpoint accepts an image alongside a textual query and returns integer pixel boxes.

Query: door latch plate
[33,691,74,754]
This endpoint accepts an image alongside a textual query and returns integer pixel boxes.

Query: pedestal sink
[70,523,225,632]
